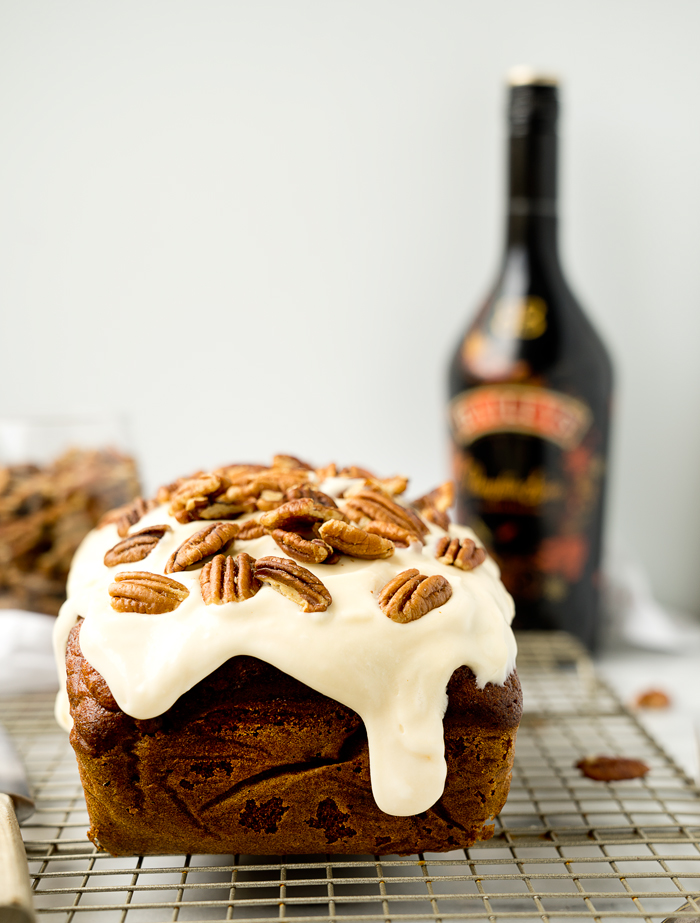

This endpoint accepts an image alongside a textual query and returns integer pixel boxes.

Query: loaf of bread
[55,457,521,856]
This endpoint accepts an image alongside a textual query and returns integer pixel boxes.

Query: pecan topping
[318,519,394,559]
[255,556,332,612]
[168,473,223,518]
[377,568,452,623]
[109,571,189,614]
[99,497,157,538]
[285,485,338,509]
[104,525,171,567]
[269,529,334,564]
[259,498,346,532]
[421,506,451,530]
[363,520,413,548]
[575,756,650,781]
[343,489,428,540]
[200,552,260,604]
[414,481,454,513]
[435,536,487,571]
[236,519,266,540]
[272,454,314,471]
[165,522,239,573]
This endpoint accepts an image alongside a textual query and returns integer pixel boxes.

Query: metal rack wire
[1,632,698,923]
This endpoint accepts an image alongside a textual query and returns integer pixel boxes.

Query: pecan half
[99,497,157,538]
[168,473,224,519]
[435,536,487,571]
[269,529,334,564]
[200,552,260,604]
[104,525,172,567]
[318,519,394,559]
[109,571,189,614]
[165,522,239,573]
[255,556,332,612]
[377,568,452,623]
[260,498,346,532]
[285,485,338,509]
[413,482,454,530]
[363,520,413,548]
[414,481,454,513]
[343,489,428,540]
[272,454,314,471]
[575,756,650,781]
[236,518,266,540]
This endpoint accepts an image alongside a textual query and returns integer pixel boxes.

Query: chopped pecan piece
[374,475,409,496]
[377,568,452,623]
[314,462,337,481]
[109,571,189,614]
[363,520,413,548]
[343,489,428,540]
[256,489,285,511]
[575,756,650,781]
[259,498,346,532]
[165,522,239,573]
[318,519,394,559]
[104,525,171,567]
[269,529,334,564]
[435,536,487,571]
[422,507,451,530]
[255,556,332,612]
[236,518,266,540]
[285,485,338,509]
[200,552,260,604]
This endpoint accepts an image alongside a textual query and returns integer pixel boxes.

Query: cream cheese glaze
[53,480,516,817]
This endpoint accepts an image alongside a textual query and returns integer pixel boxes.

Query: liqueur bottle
[448,70,613,650]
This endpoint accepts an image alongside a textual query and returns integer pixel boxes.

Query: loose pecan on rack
[254,556,332,612]
[165,522,239,573]
[435,536,487,571]
[109,572,189,614]
[377,568,452,623]
[575,756,649,781]
[318,520,394,560]
[200,552,260,604]
[104,525,171,567]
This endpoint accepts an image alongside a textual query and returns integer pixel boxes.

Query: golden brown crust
[66,621,521,857]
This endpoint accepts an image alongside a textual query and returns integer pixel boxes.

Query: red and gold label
[449,384,592,451]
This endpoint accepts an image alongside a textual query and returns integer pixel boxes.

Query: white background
[1,1,699,616]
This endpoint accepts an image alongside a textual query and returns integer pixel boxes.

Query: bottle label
[449,384,592,450]
[450,384,605,613]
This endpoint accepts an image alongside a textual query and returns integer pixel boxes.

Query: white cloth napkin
[0,609,59,696]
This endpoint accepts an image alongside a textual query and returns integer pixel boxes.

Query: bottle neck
[505,131,558,252]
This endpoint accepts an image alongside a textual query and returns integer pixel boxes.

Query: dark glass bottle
[448,71,613,650]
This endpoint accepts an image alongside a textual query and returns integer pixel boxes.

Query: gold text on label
[463,459,564,507]
[490,296,548,340]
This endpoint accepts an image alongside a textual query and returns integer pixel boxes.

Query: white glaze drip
[53,490,516,817]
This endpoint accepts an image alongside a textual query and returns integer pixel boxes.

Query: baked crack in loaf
[54,456,522,856]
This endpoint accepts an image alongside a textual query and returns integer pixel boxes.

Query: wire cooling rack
[1,632,699,923]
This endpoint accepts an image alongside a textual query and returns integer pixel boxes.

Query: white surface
[597,649,700,784]
[0,611,58,697]
[1,1,700,620]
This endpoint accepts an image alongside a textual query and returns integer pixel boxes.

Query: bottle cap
[507,66,559,87]
[508,70,559,134]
